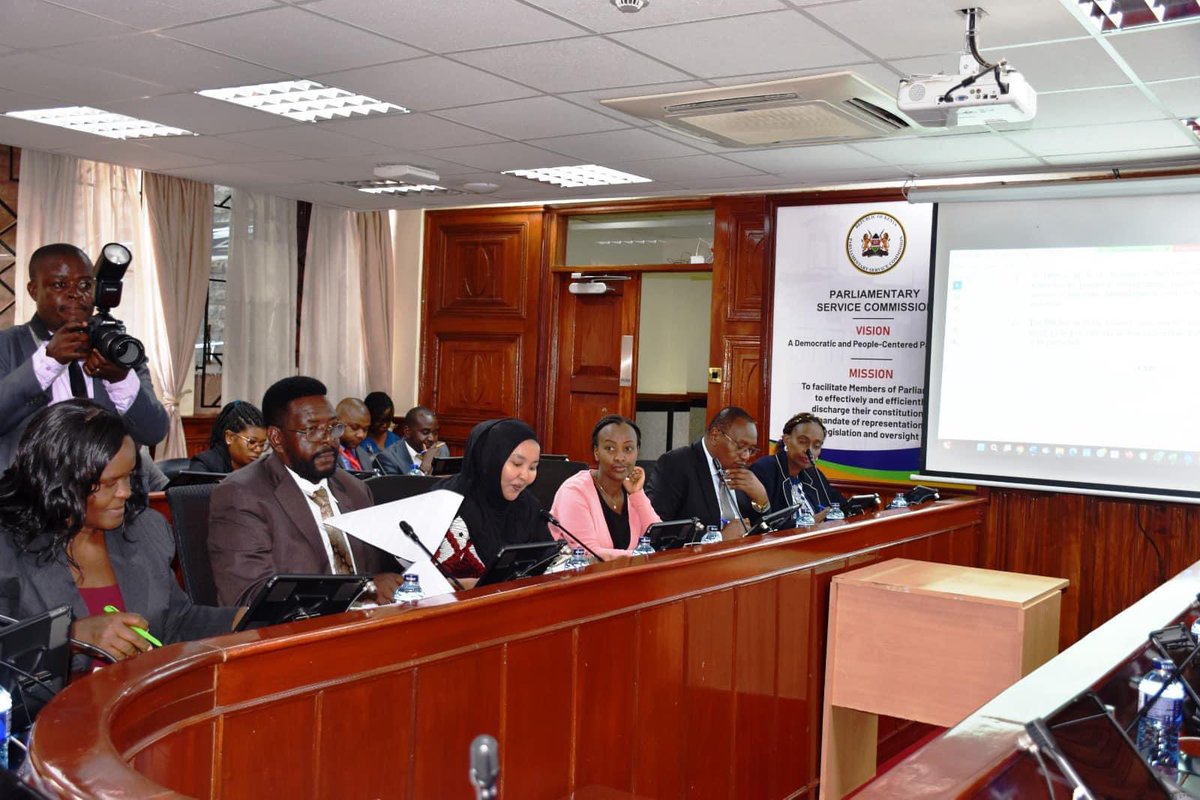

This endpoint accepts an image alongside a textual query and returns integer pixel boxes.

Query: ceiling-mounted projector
[899,7,1036,129]
[373,164,440,183]
[898,63,1036,127]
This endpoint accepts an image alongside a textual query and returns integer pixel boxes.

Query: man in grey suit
[374,405,449,475]
[0,243,168,469]
[208,376,405,606]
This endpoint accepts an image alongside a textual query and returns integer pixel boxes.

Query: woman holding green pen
[0,401,239,669]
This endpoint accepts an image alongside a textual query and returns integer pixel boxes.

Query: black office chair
[165,483,220,606]
[636,459,659,488]
[526,459,588,511]
[155,457,192,482]
[365,474,445,505]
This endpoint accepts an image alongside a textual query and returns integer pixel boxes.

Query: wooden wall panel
[633,602,687,799]
[317,673,414,800]
[421,209,544,450]
[732,579,779,799]
[575,615,639,793]
[503,632,575,800]
[220,694,317,798]
[130,720,215,800]
[684,589,737,798]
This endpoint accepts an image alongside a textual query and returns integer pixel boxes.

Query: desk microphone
[538,509,606,562]
[806,447,818,465]
[1021,719,1096,800]
[398,520,466,592]
[469,734,499,800]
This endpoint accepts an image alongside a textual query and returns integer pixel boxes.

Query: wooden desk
[857,557,1200,798]
[819,559,1067,799]
[28,498,987,800]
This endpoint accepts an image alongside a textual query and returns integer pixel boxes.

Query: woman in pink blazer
[550,415,660,560]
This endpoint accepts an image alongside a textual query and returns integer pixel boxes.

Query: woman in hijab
[433,418,553,581]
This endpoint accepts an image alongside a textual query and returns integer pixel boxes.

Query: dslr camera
[87,242,146,368]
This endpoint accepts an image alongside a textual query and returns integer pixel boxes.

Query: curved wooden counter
[28,498,986,800]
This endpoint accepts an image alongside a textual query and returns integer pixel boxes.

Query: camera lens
[105,334,144,368]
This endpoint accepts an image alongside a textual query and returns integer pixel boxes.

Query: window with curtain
[194,186,231,412]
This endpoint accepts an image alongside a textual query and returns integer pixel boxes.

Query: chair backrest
[636,459,659,489]
[526,460,588,511]
[365,474,445,505]
[156,457,192,482]
[165,483,219,606]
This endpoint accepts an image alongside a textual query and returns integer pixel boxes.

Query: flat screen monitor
[476,542,564,588]
[0,605,72,731]
[235,575,369,631]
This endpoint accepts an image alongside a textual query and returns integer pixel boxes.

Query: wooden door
[547,274,641,461]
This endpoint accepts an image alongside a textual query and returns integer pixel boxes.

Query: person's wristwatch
[750,499,770,514]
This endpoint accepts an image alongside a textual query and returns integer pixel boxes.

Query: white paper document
[403,556,455,598]
[327,489,463,565]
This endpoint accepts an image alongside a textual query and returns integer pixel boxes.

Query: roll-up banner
[770,201,934,482]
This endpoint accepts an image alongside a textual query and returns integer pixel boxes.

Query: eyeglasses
[234,433,268,451]
[286,422,345,443]
[46,277,95,295]
[718,429,760,458]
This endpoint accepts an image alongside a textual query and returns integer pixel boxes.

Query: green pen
[103,605,163,648]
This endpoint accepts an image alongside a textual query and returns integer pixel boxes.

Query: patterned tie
[714,458,740,522]
[309,487,355,574]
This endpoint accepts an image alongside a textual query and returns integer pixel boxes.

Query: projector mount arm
[940,8,1010,103]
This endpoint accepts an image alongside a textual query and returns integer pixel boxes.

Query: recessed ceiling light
[1076,0,1200,30]
[612,0,649,12]
[501,164,652,188]
[197,80,408,122]
[462,181,501,194]
[3,106,195,139]
[336,180,460,195]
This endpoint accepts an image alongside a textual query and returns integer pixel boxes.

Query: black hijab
[443,418,551,567]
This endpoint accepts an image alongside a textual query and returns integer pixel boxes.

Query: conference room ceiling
[0,0,1196,210]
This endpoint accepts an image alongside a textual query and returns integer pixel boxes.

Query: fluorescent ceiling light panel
[197,80,408,122]
[502,165,652,188]
[336,180,459,195]
[4,106,195,139]
[1077,0,1200,30]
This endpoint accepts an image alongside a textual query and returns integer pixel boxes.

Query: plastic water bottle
[700,525,723,544]
[393,574,425,604]
[825,503,845,521]
[632,536,655,556]
[0,685,10,770]
[787,481,816,527]
[887,492,909,509]
[565,547,592,571]
[1136,657,1184,777]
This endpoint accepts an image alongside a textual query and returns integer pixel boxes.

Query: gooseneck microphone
[806,447,818,466]
[399,519,466,592]
[539,509,606,562]
[469,734,499,800]
[714,463,751,536]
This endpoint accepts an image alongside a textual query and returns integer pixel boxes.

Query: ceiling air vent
[602,72,916,148]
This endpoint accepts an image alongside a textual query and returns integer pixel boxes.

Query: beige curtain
[356,210,394,393]
[300,205,367,402]
[144,173,212,459]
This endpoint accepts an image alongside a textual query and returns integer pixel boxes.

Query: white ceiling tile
[452,38,692,93]
[851,130,1037,164]
[104,93,293,135]
[305,0,588,51]
[428,141,585,171]
[1041,145,1200,167]
[707,64,904,95]
[1108,22,1200,84]
[1032,86,1170,128]
[557,80,714,126]
[1148,78,1200,119]
[611,10,873,78]
[46,0,279,29]
[319,57,538,112]
[978,38,1132,93]
[0,0,136,48]
[161,162,301,186]
[0,53,168,104]
[613,154,767,182]
[523,0,787,33]
[0,86,57,114]
[683,174,805,192]
[529,128,703,163]
[47,139,215,172]
[1002,120,1198,157]
[43,34,290,93]
[900,157,1049,177]
[148,133,303,164]
[317,114,504,149]
[219,125,395,158]
[436,96,628,140]
[805,0,1089,60]
[164,7,422,76]
[722,143,888,174]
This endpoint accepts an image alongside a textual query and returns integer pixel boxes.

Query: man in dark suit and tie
[208,376,405,606]
[374,405,449,475]
[0,243,168,469]
[646,406,771,539]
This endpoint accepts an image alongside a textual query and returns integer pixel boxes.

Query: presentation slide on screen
[925,193,1200,498]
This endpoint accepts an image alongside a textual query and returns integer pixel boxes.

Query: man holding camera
[0,243,167,468]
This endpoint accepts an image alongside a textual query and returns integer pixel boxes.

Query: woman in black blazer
[188,400,266,473]
[750,411,845,523]
[0,400,238,671]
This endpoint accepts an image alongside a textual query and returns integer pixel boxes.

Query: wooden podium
[819,558,1068,799]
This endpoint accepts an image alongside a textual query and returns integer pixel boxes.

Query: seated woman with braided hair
[749,411,845,524]
[188,399,267,474]
[0,400,240,671]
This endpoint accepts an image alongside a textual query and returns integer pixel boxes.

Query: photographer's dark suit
[0,316,168,468]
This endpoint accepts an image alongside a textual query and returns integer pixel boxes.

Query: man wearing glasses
[208,376,405,606]
[646,406,771,539]
[0,243,167,469]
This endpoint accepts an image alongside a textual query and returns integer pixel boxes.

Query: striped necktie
[309,487,355,574]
